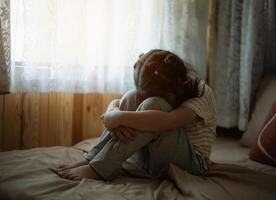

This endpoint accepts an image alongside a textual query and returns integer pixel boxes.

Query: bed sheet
[0,136,275,200]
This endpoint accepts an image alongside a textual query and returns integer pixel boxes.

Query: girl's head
[133,49,199,108]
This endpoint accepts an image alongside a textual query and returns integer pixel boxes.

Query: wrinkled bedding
[0,136,276,200]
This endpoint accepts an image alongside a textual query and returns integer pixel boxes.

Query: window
[10,0,207,93]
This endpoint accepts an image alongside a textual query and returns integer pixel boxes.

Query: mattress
[210,135,276,175]
[0,136,275,200]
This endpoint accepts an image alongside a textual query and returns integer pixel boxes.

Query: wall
[0,93,120,151]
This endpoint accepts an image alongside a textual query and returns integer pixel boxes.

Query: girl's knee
[138,97,172,112]
[119,89,139,111]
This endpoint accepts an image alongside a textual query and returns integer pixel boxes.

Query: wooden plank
[72,94,83,145]
[3,93,23,151]
[82,93,104,139]
[48,93,57,146]
[0,95,3,150]
[39,93,50,147]
[22,93,40,149]
[48,93,73,147]
[59,93,73,146]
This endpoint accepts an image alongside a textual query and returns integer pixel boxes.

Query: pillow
[249,102,276,167]
[241,70,276,147]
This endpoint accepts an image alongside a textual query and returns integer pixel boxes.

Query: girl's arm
[106,99,120,112]
[103,106,197,132]
[101,99,120,119]
[103,99,137,141]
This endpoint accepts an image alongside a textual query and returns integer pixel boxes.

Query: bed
[0,134,275,200]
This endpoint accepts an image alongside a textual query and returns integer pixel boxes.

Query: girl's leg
[144,126,205,177]
[58,92,204,180]
[59,95,204,180]
[87,96,175,180]
[88,95,201,180]
[131,97,205,177]
[85,89,140,161]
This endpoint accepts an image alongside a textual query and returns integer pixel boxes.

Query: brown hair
[134,49,201,108]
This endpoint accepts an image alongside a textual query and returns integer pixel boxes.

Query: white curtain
[212,0,276,130]
[10,0,208,93]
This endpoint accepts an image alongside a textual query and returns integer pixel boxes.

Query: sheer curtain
[10,0,208,93]
[211,0,276,130]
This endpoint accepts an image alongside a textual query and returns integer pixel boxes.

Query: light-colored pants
[86,89,205,180]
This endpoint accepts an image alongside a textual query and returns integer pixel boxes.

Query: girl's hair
[134,49,202,108]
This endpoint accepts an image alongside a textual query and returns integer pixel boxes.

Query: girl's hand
[102,109,122,129]
[101,107,120,119]
[110,126,136,142]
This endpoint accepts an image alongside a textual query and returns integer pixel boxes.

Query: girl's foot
[58,164,101,181]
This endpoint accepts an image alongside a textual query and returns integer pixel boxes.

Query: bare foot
[58,165,101,181]
[57,160,89,172]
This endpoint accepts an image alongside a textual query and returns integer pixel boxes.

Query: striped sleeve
[181,85,216,126]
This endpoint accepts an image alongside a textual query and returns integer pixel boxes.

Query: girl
[56,49,216,181]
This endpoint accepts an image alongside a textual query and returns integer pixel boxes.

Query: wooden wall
[0,93,121,151]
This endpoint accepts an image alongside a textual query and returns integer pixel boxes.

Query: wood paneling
[3,94,23,151]
[0,92,120,151]
[22,93,74,148]
[39,93,50,147]
[48,93,73,146]
[0,95,3,150]
[72,94,83,144]
[82,93,104,140]
[22,93,40,149]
